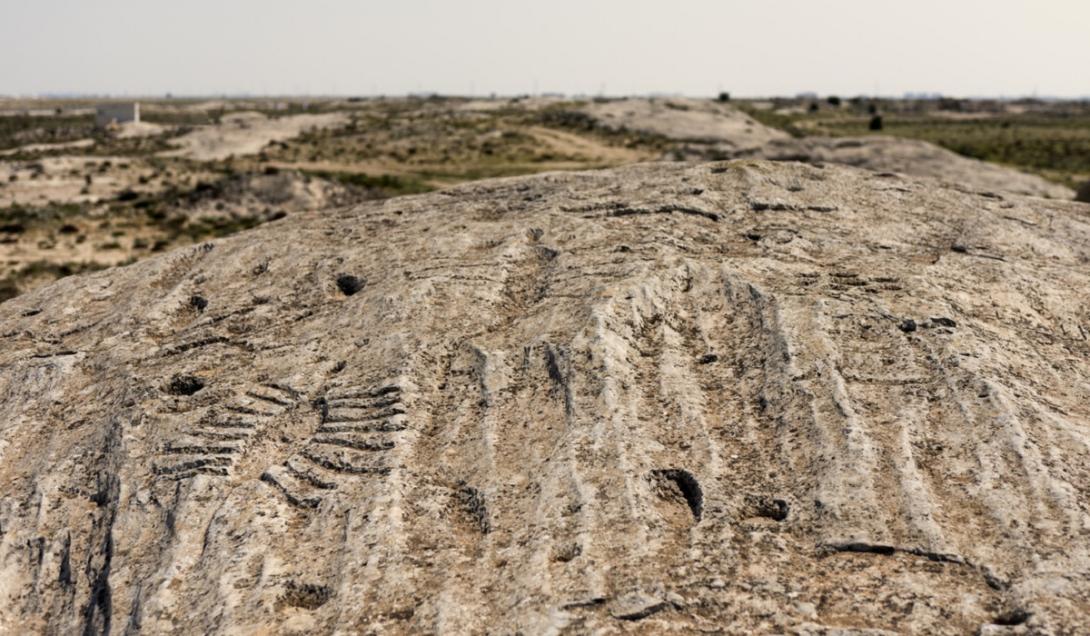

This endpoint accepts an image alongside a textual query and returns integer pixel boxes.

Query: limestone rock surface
[745,135,1074,199]
[579,98,791,149]
[577,98,1073,200]
[1,161,1088,634]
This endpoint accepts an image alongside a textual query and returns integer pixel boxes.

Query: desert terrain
[0,95,1089,634]
[2,95,1089,302]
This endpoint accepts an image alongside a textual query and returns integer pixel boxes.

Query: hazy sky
[3,0,1088,97]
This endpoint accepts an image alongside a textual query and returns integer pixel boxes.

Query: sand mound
[0,161,1088,634]
[161,111,349,161]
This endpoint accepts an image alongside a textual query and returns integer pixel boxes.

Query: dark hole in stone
[650,469,703,522]
[992,609,1030,626]
[282,581,332,610]
[336,273,364,296]
[931,317,957,328]
[698,353,718,364]
[58,224,80,235]
[189,295,207,312]
[167,374,205,396]
[951,243,968,253]
[898,318,917,333]
[387,607,415,621]
[994,610,1024,624]
[833,542,895,555]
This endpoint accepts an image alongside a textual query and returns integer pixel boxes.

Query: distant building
[95,103,140,127]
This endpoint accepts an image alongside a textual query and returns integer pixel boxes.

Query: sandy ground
[160,111,351,161]
[0,156,170,206]
[114,120,168,138]
[0,138,95,157]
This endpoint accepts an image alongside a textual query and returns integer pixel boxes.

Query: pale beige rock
[0,161,1088,634]
[577,98,1072,200]
[746,135,1074,199]
[579,97,791,149]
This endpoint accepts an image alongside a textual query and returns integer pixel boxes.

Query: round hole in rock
[335,273,364,296]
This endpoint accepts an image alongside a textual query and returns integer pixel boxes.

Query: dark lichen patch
[281,581,332,610]
[553,542,582,563]
[745,495,789,522]
[454,482,491,534]
[166,374,205,396]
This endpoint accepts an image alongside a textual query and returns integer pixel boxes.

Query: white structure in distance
[95,103,140,128]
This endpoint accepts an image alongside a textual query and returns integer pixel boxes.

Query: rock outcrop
[744,135,1074,199]
[1,161,1088,634]
[578,98,1073,200]
[579,98,791,150]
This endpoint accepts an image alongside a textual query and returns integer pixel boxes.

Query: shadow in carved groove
[260,381,408,509]
[154,383,300,480]
[649,468,703,523]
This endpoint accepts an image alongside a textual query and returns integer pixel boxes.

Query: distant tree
[827,96,841,107]
[869,115,883,131]
[717,92,731,102]
[808,102,820,113]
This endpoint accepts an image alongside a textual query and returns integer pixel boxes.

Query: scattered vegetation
[300,169,433,197]
[0,114,93,150]
[3,96,1089,305]
[821,113,1090,186]
[0,260,110,302]
[738,99,1090,186]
